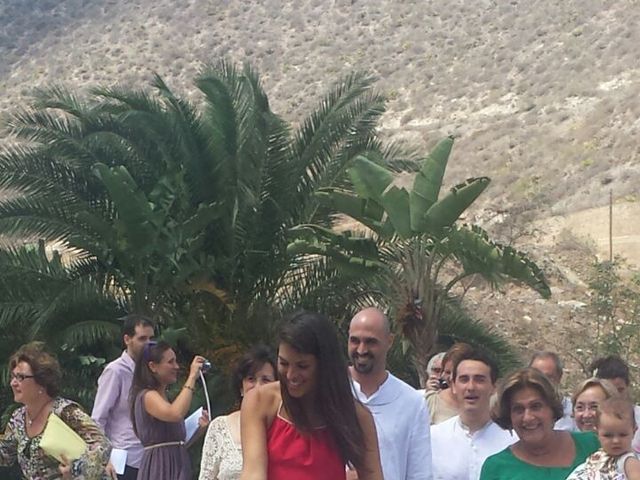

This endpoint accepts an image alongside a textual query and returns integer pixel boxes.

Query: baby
[568,397,640,479]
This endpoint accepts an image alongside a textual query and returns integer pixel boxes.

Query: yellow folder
[39,413,87,462]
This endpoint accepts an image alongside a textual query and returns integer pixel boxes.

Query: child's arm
[623,455,640,480]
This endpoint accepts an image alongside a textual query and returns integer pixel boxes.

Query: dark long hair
[279,311,366,471]
[129,340,172,437]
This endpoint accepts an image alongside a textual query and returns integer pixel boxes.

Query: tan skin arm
[625,456,640,480]
[351,403,383,480]
[239,382,280,480]
[144,356,205,423]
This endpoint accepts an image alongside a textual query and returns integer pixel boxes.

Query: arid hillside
[1,0,640,385]
[2,0,639,214]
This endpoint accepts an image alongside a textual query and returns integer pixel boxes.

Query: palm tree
[288,136,551,383]
[0,60,389,368]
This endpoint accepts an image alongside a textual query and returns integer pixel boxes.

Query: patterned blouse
[0,397,111,480]
[567,449,638,480]
[199,415,243,480]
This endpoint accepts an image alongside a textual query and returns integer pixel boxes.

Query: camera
[202,359,212,373]
[438,378,449,390]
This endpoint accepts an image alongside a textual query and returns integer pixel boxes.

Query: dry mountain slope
[2,0,640,379]
[1,0,639,216]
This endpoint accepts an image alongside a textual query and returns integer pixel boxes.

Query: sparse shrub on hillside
[561,258,640,391]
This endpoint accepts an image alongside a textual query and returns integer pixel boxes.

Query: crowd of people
[1,308,640,480]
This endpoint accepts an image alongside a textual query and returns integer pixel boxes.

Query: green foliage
[0,61,390,415]
[289,136,550,384]
[577,258,640,375]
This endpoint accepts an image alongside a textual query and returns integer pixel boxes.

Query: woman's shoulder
[204,414,231,443]
[570,431,599,447]
[54,397,84,417]
[570,430,600,456]
[8,404,26,428]
[424,389,438,400]
[482,445,518,472]
[486,445,516,461]
[209,414,232,432]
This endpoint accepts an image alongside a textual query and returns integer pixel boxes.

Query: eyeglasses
[574,404,599,414]
[10,372,35,382]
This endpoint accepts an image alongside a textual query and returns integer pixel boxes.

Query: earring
[38,390,43,394]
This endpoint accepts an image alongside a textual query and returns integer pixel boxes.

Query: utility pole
[609,189,613,262]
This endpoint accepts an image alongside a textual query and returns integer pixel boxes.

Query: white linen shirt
[555,395,576,431]
[352,372,432,480]
[431,415,517,480]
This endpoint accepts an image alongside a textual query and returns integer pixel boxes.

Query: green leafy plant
[289,136,550,383]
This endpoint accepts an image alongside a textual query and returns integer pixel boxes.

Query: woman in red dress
[239,311,382,480]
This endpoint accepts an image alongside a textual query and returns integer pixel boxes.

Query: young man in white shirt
[431,348,516,480]
[348,307,432,480]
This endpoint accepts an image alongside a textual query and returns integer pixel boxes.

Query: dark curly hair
[231,345,276,403]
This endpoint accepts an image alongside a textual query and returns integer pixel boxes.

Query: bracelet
[183,384,195,392]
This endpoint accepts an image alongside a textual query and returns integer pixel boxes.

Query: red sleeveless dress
[266,406,346,480]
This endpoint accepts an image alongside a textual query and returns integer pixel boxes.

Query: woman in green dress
[480,368,600,480]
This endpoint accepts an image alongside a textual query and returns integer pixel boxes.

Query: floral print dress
[566,449,638,480]
[0,397,111,480]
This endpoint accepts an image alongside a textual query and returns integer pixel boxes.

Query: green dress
[480,431,600,480]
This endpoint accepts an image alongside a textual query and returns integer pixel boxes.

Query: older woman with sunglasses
[0,342,111,479]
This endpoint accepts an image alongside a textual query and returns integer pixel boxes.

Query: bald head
[348,307,393,377]
[349,307,391,335]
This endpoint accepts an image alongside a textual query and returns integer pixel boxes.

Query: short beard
[351,355,374,374]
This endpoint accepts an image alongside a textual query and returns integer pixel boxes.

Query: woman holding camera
[130,341,209,480]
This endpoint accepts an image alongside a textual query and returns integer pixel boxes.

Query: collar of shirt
[351,372,402,405]
[121,350,135,373]
[456,416,494,438]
